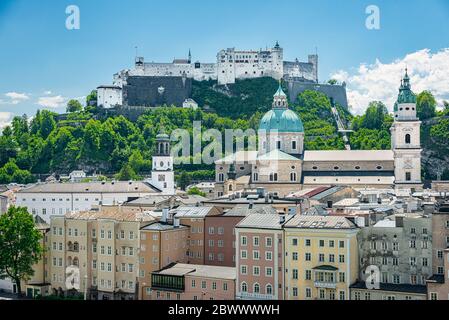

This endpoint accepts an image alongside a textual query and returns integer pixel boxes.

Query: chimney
[249,200,254,209]
[174,217,180,228]
[161,208,169,223]
[395,215,404,228]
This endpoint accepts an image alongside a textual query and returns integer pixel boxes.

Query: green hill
[0,78,447,185]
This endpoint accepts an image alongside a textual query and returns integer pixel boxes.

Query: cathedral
[214,70,422,198]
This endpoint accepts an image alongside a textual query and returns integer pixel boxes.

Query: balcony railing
[239,292,275,300]
[314,281,337,289]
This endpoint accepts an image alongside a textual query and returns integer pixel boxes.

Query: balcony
[239,292,275,300]
[314,281,337,289]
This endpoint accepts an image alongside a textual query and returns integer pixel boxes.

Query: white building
[217,42,284,84]
[98,43,318,100]
[69,170,87,183]
[15,181,161,223]
[97,85,122,108]
[182,98,198,110]
[149,134,175,195]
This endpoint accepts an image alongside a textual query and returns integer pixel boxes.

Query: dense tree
[187,186,206,197]
[416,91,437,120]
[0,207,43,297]
[115,163,139,181]
[177,172,192,191]
[66,99,83,113]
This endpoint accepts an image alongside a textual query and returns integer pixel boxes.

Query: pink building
[149,263,236,300]
[235,213,289,300]
[205,205,277,267]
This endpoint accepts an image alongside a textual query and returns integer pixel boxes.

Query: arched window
[73,257,79,267]
[269,173,278,182]
[73,242,79,252]
[266,284,273,295]
[241,282,247,292]
[229,185,233,191]
[405,134,411,144]
[218,173,224,182]
[254,283,260,294]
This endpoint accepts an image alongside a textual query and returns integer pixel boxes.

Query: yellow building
[284,215,359,300]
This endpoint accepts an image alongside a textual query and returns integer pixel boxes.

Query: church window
[312,166,318,170]
[218,173,224,182]
[276,141,281,149]
[355,166,361,170]
[334,166,340,170]
[405,134,411,144]
[158,175,165,182]
[253,173,259,182]
[376,166,383,170]
[239,167,245,171]
[292,141,297,150]
[160,161,164,167]
[229,185,233,191]
[269,173,278,182]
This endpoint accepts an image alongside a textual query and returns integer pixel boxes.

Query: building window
[292,269,298,280]
[266,284,273,295]
[253,283,260,294]
[405,172,412,181]
[253,173,259,182]
[241,236,247,246]
[253,266,260,276]
[253,236,259,247]
[269,173,278,182]
[292,140,297,150]
[290,172,297,182]
[218,173,224,182]
[405,134,411,144]
[241,282,247,292]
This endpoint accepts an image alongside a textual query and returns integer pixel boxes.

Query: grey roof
[156,263,236,280]
[350,281,427,294]
[284,215,357,229]
[223,205,277,217]
[141,222,188,231]
[18,181,160,194]
[173,206,216,218]
[237,213,290,230]
[125,195,171,205]
[304,150,394,162]
[310,186,344,200]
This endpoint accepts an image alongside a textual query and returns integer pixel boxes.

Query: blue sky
[0,0,448,121]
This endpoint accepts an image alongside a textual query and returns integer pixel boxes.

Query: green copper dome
[259,108,304,133]
[394,70,417,111]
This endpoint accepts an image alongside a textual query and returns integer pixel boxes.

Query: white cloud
[2,92,30,105]
[331,48,449,115]
[0,112,13,130]
[44,90,52,95]
[37,95,66,108]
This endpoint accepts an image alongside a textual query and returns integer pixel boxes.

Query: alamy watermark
[365,5,380,30]
[66,5,80,30]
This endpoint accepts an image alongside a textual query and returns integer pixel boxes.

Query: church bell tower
[391,69,422,191]
[151,133,175,195]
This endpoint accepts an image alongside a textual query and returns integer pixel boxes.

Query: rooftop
[303,150,394,162]
[284,215,356,229]
[156,263,236,280]
[141,222,188,231]
[350,281,427,295]
[172,206,216,218]
[223,204,277,217]
[237,213,290,230]
[63,208,156,222]
[18,181,160,194]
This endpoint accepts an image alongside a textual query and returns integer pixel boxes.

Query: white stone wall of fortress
[303,176,395,186]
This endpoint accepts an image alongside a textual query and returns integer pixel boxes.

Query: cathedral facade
[214,71,422,198]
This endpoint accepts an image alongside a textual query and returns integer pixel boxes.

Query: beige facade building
[46,207,155,300]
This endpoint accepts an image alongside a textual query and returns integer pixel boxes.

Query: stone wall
[287,80,348,108]
[123,76,192,108]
